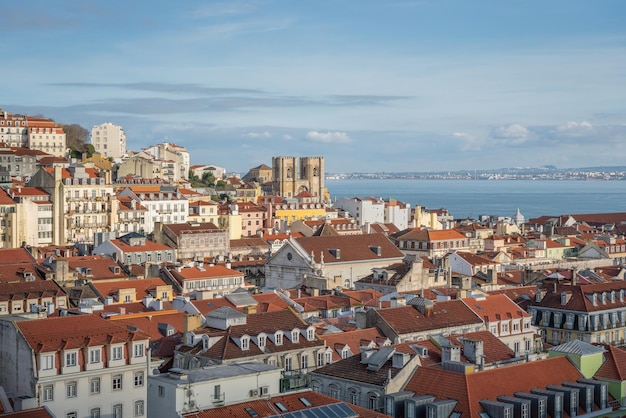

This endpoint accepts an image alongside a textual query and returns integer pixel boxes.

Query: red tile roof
[109,310,187,343]
[0,248,36,264]
[179,308,324,361]
[595,344,626,381]
[404,356,584,416]
[462,294,531,323]
[65,255,128,280]
[376,299,484,336]
[0,280,66,301]
[320,328,388,361]
[0,407,54,418]
[16,314,150,353]
[163,222,221,237]
[295,233,404,263]
[91,277,170,300]
[532,281,626,312]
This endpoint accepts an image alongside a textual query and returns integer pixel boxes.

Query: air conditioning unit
[260,386,269,396]
[250,389,259,397]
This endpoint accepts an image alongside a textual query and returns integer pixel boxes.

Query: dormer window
[307,327,315,341]
[291,330,299,343]
[258,335,266,349]
[241,336,250,350]
[274,332,283,346]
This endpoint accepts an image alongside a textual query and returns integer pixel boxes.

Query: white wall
[148,364,282,417]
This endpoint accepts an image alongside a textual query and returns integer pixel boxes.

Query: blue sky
[2,1,625,174]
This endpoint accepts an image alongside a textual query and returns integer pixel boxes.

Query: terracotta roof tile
[16,314,150,353]
[404,356,583,416]
[595,344,626,381]
[376,299,484,336]
[295,233,404,263]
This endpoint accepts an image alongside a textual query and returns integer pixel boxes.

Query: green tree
[201,172,216,186]
[63,123,93,158]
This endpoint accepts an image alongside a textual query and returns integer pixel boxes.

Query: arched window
[368,392,380,411]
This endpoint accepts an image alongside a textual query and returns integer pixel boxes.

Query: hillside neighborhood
[1,111,626,417]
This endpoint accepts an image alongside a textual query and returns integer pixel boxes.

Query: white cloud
[452,132,483,151]
[305,131,351,144]
[557,121,594,136]
[243,131,272,139]
[492,124,529,144]
[282,134,293,140]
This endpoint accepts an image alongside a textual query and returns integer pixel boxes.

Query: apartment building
[152,222,228,262]
[92,232,175,268]
[117,186,189,234]
[529,280,626,346]
[119,142,189,183]
[0,314,150,418]
[265,234,406,291]
[8,186,53,247]
[90,122,127,161]
[0,110,66,157]
[27,165,116,245]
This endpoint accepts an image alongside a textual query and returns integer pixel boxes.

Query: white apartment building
[0,314,150,418]
[117,186,189,234]
[333,196,410,229]
[0,110,66,157]
[119,142,189,183]
[7,186,53,247]
[91,122,127,161]
[148,363,282,417]
[27,165,117,245]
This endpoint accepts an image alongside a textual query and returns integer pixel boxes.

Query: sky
[2,1,625,175]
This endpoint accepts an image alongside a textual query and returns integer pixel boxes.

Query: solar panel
[273,402,358,418]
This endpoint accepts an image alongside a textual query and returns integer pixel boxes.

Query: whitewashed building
[148,363,282,417]
[90,122,127,161]
[0,314,151,418]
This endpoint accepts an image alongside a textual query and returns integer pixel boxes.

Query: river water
[325,179,626,220]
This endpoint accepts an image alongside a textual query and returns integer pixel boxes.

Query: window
[301,353,309,370]
[307,328,315,340]
[285,357,292,372]
[275,333,283,345]
[65,351,77,367]
[66,381,77,398]
[291,330,299,342]
[41,354,54,370]
[158,385,165,397]
[241,337,249,350]
[89,348,101,364]
[42,384,53,402]
[134,371,144,387]
[90,377,101,394]
[112,345,123,360]
[369,394,379,410]
[113,404,122,418]
[90,408,101,418]
[134,343,145,358]
[134,400,144,416]
[317,352,324,366]
[113,374,122,390]
[258,336,266,348]
[66,413,77,418]
[350,390,358,404]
